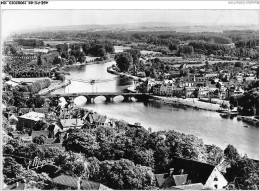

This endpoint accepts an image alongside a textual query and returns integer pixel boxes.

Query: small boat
[220,113,230,118]
[244,125,249,128]
[194,106,199,110]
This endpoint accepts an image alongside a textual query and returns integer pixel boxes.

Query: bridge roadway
[41,92,152,103]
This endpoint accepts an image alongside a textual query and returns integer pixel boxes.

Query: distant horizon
[41,21,259,27]
[2,9,258,37]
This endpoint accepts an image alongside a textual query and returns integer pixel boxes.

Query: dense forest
[9,29,259,60]
[12,30,258,45]
[3,123,259,189]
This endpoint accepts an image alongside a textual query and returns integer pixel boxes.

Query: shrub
[19,85,29,92]
[57,74,65,81]
[33,136,44,145]
[3,144,15,154]
[28,79,51,93]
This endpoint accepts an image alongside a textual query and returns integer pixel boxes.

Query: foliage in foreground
[3,122,259,190]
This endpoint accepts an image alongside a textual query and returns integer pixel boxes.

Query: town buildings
[148,64,257,102]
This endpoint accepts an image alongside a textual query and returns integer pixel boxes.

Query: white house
[160,82,174,96]
[204,166,228,189]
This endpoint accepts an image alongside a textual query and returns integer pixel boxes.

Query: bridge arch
[93,95,107,103]
[73,96,88,106]
[43,92,150,105]
[113,95,124,102]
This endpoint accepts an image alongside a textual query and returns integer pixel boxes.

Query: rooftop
[52,174,101,190]
[169,157,215,184]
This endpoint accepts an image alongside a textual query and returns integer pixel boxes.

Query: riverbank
[38,79,71,95]
[107,66,147,82]
[150,95,259,126]
[63,58,114,69]
[239,115,259,127]
[151,95,223,112]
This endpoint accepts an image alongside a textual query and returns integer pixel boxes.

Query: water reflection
[51,61,259,160]
[117,77,134,87]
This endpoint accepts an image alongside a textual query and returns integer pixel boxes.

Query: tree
[9,45,18,55]
[68,55,76,65]
[180,68,188,77]
[18,169,53,190]
[177,45,194,56]
[3,157,24,181]
[145,69,151,77]
[166,131,207,162]
[224,144,240,161]
[57,74,65,81]
[43,146,63,159]
[139,60,145,72]
[37,55,43,66]
[111,135,133,160]
[125,126,150,148]
[98,159,154,190]
[52,56,61,65]
[205,61,209,69]
[77,51,86,63]
[2,91,14,106]
[150,68,158,79]
[54,152,69,167]
[131,148,154,168]
[3,144,15,155]
[34,95,45,108]
[126,49,141,64]
[61,51,70,59]
[216,82,221,89]
[12,88,27,107]
[220,102,229,110]
[104,44,115,54]
[73,162,86,177]
[225,155,259,189]
[169,43,178,51]
[95,126,115,142]
[56,43,69,53]
[243,172,259,190]
[235,62,243,68]
[62,129,99,157]
[115,52,133,72]
[33,136,45,145]
[61,161,86,178]
[154,142,170,173]
[87,157,100,181]
[205,144,224,165]
[82,43,91,55]
[96,140,114,161]
[126,49,141,75]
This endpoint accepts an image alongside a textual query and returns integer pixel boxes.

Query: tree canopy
[115,52,133,72]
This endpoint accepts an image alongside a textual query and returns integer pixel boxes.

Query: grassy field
[43,40,83,46]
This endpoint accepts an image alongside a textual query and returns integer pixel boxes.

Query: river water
[51,61,259,160]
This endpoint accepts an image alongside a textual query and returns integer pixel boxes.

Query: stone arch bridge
[41,92,152,104]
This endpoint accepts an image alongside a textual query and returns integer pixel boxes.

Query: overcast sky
[2,9,258,37]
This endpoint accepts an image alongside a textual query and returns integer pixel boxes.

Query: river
[51,61,259,160]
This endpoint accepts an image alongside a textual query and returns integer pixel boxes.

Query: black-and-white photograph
[1,1,259,190]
